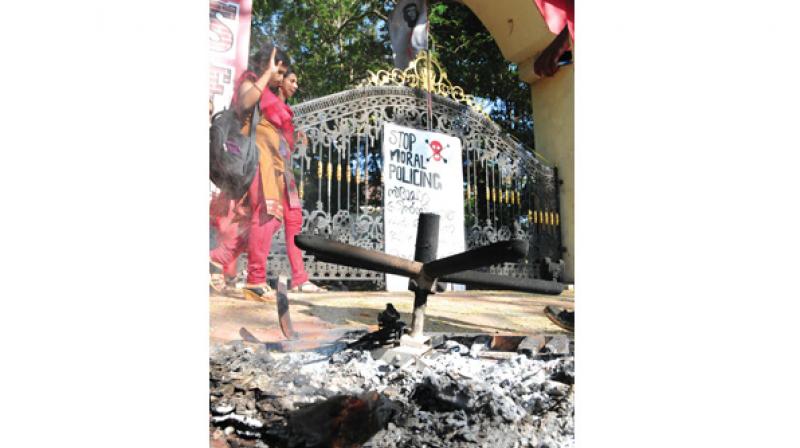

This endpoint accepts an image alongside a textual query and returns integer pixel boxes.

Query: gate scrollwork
[255,53,563,287]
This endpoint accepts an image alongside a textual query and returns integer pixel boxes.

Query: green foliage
[251,0,394,103]
[250,0,534,147]
[428,1,534,147]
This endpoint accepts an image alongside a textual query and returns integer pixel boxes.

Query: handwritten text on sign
[382,123,465,291]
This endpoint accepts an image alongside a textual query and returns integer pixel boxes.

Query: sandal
[242,283,274,302]
[221,277,240,295]
[290,281,327,293]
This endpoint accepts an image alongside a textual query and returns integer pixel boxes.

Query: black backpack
[209,104,260,200]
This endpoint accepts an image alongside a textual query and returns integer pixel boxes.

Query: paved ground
[210,288,574,345]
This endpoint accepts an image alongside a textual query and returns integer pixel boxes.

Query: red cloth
[280,188,308,286]
[209,193,247,278]
[533,0,574,40]
[233,71,296,151]
[210,165,309,287]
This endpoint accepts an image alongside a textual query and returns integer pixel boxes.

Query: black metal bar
[439,270,565,295]
[346,141,351,229]
[317,141,322,210]
[422,239,527,279]
[323,141,335,216]
[485,161,490,223]
[472,146,478,218]
[355,136,360,223]
[554,166,564,258]
[295,235,422,278]
[296,211,565,339]
[409,213,440,338]
[364,137,370,204]
[297,233,561,294]
[411,214,440,265]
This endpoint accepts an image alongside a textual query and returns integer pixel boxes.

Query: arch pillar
[528,65,574,283]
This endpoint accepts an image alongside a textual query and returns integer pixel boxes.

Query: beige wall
[461,0,553,62]
[531,65,574,282]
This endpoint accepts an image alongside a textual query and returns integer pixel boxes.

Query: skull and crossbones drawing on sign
[425,139,448,163]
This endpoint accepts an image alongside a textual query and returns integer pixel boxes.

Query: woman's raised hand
[266,47,283,83]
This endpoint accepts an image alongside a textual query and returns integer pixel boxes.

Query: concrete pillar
[524,64,574,283]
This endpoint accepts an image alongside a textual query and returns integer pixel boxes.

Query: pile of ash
[210,337,574,448]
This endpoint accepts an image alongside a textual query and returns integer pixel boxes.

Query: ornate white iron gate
[261,54,564,288]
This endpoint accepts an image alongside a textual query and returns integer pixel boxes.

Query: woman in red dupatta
[210,45,322,300]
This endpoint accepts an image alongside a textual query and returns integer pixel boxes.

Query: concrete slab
[210,288,574,346]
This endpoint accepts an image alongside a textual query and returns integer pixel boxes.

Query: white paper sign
[382,123,465,291]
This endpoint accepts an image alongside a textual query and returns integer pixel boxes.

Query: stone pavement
[210,288,574,345]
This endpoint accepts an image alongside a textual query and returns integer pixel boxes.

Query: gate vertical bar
[327,142,332,217]
[364,136,370,204]
[472,145,478,218]
[484,161,490,225]
[337,141,342,213]
[554,166,564,261]
[316,141,323,211]
[346,139,351,215]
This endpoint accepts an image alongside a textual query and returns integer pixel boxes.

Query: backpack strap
[249,102,261,139]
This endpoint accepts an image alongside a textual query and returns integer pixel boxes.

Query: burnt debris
[210,335,574,448]
[347,304,407,351]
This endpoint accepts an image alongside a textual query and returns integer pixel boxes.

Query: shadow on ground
[290,299,521,334]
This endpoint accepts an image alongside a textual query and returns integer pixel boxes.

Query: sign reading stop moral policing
[381,123,465,291]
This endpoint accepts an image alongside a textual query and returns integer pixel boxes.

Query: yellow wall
[531,65,574,282]
[461,0,553,62]
[462,0,575,282]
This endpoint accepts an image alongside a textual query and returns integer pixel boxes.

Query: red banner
[209,0,253,114]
